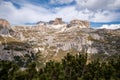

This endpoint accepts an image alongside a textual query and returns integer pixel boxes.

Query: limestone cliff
[0,18,120,64]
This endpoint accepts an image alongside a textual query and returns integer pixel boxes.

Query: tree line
[0,53,120,80]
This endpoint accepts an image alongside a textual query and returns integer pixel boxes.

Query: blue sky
[0,0,120,28]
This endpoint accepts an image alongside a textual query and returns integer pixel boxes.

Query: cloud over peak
[0,0,120,26]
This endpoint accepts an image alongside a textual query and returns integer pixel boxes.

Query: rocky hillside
[0,18,120,65]
[0,19,36,66]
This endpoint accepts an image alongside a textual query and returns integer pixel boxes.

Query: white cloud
[75,0,120,22]
[50,0,74,4]
[55,6,78,21]
[0,1,90,25]
[75,0,120,11]
[55,7,120,23]
[0,1,54,25]
[49,0,120,22]
[99,24,120,29]
[90,10,120,22]
[0,0,120,25]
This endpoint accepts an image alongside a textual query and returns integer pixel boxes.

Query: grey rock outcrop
[0,19,11,35]
[36,21,47,26]
[0,19,10,28]
[67,19,90,28]
[49,18,64,25]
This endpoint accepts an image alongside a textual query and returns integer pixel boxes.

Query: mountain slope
[0,18,120,64]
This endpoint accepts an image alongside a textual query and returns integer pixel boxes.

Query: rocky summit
[0,19,10,28]
[0,19,11,35]
[69,19,90,28]
[0,18,120,66]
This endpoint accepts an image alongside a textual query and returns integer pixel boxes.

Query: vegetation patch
[0,53,120,80]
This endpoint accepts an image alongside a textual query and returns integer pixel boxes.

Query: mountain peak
[0,19,10,28]
[36,18,90,29]
[70,19,90,28]
[0,19,12,35]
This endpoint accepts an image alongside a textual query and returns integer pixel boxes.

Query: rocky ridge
[0,18,120,64]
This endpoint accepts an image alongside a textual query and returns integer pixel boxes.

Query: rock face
[54,18,63,25]
[0,19,10,28]
[12,22,120,56]
[68,19,90,28]
[49,18,64,25]
[49,20,54,24]
[0,19,35,66]
[0,19,11,35]
[0,18,120,64]
[36,21,46,26]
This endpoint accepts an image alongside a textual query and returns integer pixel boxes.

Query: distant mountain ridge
[0,18,120,66]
